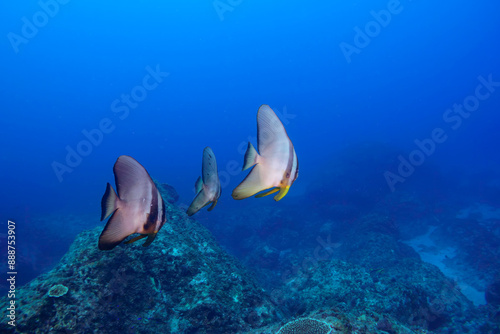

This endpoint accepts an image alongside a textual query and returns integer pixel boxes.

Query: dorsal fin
[257,105,290,156]
[202,147,219,185]
[113,155,155,201]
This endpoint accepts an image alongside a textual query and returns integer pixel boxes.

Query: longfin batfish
[99,155,166,250]
[232,104,298,201]
[187,147,222,216]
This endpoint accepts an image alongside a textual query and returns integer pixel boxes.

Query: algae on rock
[0,186,279,334]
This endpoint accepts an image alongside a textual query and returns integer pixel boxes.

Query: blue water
[1,0,500,327]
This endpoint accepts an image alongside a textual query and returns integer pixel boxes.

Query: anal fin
[98,210,136,250]
[232,164,268,200]
[187,189,210,216]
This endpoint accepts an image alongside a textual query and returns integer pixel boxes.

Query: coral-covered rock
[273,254,477,332]
[276,317,331,334]
[47,284,68,298]
[247,245,280,270]
[155,181,179,203]
[339,214,420,269]
[486,279,500,306]
[242,309,423,334]
[374,191,435,240]
[0,195,278,333]
[431,217,500,285]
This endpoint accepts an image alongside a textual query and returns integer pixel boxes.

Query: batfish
[99,155,166,250]
[187,147,221,216]
[232,104,298,201]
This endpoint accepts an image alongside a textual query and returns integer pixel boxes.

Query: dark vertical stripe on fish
[293,152,299,182]
[285,141,294,179]
[144,186,158,232]
[160,191,166,227]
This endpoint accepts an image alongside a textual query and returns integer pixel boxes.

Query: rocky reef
[0,185,279,334]
[3,149,500,333]
[199,143,500,333]
[202,202,499,333]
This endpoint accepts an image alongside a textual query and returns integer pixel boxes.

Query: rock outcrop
[0,187,279,334]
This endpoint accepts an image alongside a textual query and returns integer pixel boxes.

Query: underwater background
[2,0,500,333]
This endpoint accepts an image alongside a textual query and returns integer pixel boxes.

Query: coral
[47,284,68,298]
[271,243,478,332]
[0,185,279,334]
[241,309,423,334]
[277,318,331,334]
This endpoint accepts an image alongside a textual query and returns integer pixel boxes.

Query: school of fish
[98,105,298,250]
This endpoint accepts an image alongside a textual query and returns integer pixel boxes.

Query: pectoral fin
[101,183,118,221]
[194,176,203,193]
[243,142,259,170]
[274,186,290,201]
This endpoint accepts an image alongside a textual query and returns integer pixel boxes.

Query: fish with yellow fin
[99,155,166,250]
[232,104,298,201]
[187,147,221,216]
